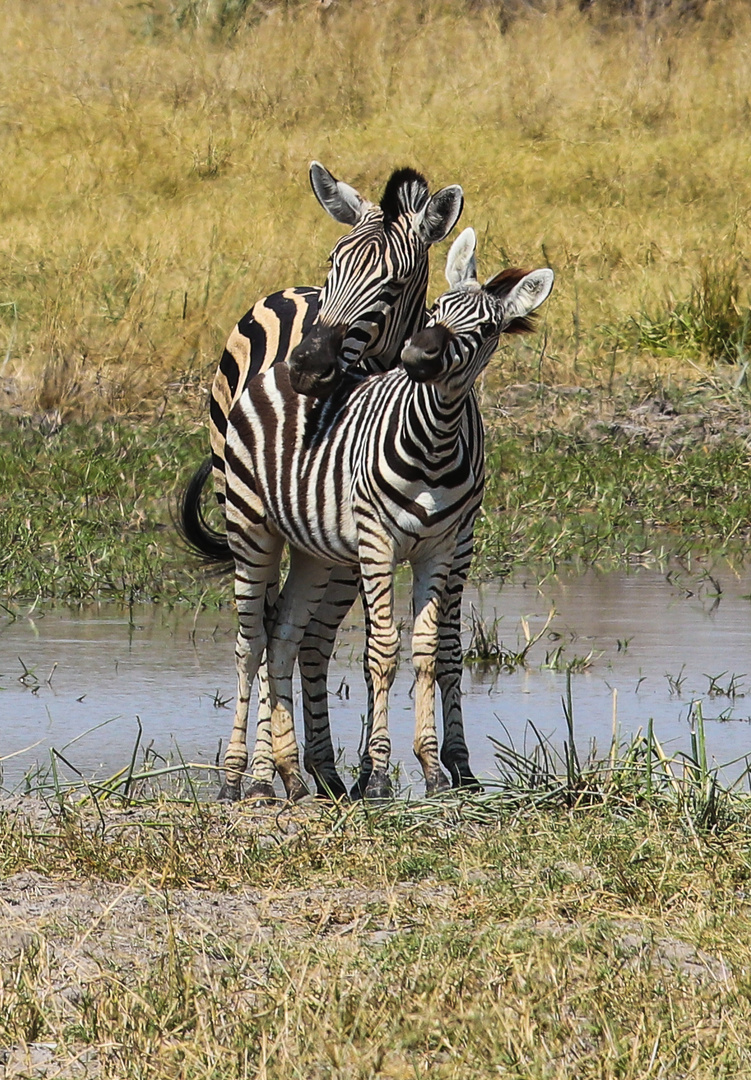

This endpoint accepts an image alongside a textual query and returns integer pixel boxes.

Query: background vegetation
[1,0,751,602]
[3,9,751,1075]
[2,0,751,415]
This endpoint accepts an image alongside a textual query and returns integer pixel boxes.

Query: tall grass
[2,0,751,415]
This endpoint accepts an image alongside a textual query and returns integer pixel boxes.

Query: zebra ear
[500,268,555,320]
[309,161,369,226]
[445,227,478,288]
[413,185,464,246]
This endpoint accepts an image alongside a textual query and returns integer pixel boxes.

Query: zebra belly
[264,483,360,568]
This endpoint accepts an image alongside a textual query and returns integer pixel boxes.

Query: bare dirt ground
[0,797,735,1079]
[488,381,751,451]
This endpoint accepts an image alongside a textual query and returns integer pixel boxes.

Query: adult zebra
[222,229,554,800]
[182,161,465,800]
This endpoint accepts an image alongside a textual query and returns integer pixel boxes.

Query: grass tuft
[630,260,751,366]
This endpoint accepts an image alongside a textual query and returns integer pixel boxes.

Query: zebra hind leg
[267,549,340,802]
[299,567,361,800]
[243,579,282,803]
[220,526,284,802]
[243,659,277,803]
[436,557,482,792]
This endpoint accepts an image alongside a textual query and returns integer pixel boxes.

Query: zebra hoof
[282,774,310,803]
[362,769,393,801]
[450,767,483,793]
[442,755,483,793]
[218,781,242,802]
[245,781,278,804]
[314,773,349,801]
[455,773,483,793]
[349,769,372,801]
[425,771,452,798]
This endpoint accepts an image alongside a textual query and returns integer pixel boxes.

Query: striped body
[182,162,466,801]
[210,287,320,507]
[221,230,554,800]
[227,365,482,569]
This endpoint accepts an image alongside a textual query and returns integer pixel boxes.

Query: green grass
[0,411,220,605]
[3,699,751,1078]
[629,259,751,366]
[1,382,749,605]
[475,422,751,576]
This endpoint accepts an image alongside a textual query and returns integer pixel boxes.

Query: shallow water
[1,562,751,794]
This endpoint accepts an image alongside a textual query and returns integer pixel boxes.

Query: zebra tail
[177,457,233,570]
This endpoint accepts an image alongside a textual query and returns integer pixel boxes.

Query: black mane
[380,167,429,222]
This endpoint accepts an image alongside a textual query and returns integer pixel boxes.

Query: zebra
[221,228,554,800]
[208,161,464,508]
[181,161,465,801]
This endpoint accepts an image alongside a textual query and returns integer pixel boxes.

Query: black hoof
[452,770,483,793]
[349,768,372,801]
[218,781,242,802]
[442,755,483,793]
[313,772,349,801]
[245,781,278,804]
[362,769,393,801]
[282,774,310,803]
[425,770,452,798]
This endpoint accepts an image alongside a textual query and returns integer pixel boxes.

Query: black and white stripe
[182,162,464,800]
[207,163,464,507]
[220,229,554,800]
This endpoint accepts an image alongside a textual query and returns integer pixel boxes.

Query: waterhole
[1,562,750,794]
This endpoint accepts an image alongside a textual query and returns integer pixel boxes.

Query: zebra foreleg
[436,546,482,792]
[412,559,453,798]
[358,556,399,801]
[298,566,360,800]
[267,549,338,802]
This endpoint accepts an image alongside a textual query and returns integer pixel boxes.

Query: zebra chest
[351,462,473,558]
[258,434,360,565]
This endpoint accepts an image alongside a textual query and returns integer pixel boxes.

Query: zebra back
[210,287,320,506]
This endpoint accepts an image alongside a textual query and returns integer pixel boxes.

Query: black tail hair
[177,457,233,570]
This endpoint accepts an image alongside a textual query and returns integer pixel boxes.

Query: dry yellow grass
[1,0,751,414]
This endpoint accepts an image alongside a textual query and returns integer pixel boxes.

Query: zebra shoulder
[214,287,321,421]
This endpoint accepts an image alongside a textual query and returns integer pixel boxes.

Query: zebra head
[401,228,554,393]
[288,162,464,398]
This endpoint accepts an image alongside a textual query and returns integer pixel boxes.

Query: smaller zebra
[223,228,554,800]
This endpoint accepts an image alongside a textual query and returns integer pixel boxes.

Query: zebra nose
[288,324,347,398]
[401,329,446,383]
[402,347,441,383]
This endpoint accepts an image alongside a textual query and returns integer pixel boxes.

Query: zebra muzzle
[401,324,453,383]
[288,323,348,398]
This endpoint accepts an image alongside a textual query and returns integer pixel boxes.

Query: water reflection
[1,563,750,793]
